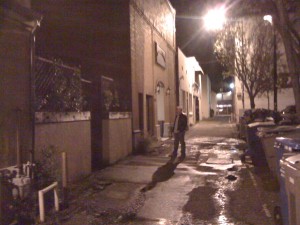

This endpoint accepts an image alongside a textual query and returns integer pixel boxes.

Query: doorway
[195,96,200,122]
[146,95,154,136]
[138,93,144,131]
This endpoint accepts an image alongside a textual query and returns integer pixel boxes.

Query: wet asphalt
[48,116,280,225]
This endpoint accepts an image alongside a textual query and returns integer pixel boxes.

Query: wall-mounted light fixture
[166,87,171,96]
[156,81,165,94]
[156,85,160,93]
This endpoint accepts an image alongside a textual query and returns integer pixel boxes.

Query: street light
[264,15,277,111]
[204,7,226,31]
[204,6,245,121]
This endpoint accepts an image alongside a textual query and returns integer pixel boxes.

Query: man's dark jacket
[173,113,188,133]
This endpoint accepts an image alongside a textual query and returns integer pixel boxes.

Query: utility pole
[273,29,277,111]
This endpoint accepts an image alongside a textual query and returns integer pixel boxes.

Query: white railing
[38,182,59,222]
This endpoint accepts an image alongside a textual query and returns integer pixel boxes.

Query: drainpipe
[30,17,42,163]
[175,48,179,106]
[30,31,36,163]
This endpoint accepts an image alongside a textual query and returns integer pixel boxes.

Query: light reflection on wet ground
[181,136,246,225]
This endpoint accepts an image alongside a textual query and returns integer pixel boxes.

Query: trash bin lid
[258,125,297,133]
[275,137,300,151]
[285,154,300,174]
[286,154,300,165]
[258,126,295,137]
[248,121,275,128]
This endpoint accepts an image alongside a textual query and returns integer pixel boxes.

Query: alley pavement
[44,116,279,225]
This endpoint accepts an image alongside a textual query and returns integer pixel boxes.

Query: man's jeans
[172,131,186,157]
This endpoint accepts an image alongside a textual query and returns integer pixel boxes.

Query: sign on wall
[155,42,166,69]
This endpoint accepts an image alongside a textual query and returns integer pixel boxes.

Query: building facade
[0,0,42,168]
[177,48,205,125]
[130,0,176,139]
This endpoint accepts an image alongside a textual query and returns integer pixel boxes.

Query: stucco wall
[177,48,190,92]
[35,113,91,182]
[102,118,132,165]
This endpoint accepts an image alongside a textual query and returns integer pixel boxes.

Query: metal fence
[35,57,84,112]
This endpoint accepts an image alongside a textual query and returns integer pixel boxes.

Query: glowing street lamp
[204,7,226,31]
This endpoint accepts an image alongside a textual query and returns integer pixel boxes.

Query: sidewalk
[44,139,173,225]
[43,118,238,224]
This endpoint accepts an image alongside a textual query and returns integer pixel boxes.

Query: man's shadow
[141,157,184,192]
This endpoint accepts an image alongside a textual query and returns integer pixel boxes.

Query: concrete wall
[0,5,34,168]
[130,0,176,138]
[102,118,132,165]
[35,112,91,182]
[33,1,133,169]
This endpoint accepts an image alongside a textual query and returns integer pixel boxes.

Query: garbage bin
[245,121,275,166]
[275,137,300,225]
[281,140,300,225]
[257,125,300,178]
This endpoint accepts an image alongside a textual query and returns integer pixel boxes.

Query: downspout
[175,48,179,106]
[30,18,42,163]
[30,30,35,163]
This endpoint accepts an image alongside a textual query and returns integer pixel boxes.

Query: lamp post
[264,15,277,111]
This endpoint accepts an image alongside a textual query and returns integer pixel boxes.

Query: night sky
[170,0,226,92]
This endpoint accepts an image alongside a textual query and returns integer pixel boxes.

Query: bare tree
[226,0,300,118]
[274,0,300,119]
[214,18,274,109]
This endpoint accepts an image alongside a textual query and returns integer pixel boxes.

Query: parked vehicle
[280,105,298,124]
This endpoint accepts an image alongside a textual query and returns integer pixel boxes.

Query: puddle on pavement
[187,137,245,148]
[182,136,246,224]
[200,161,243,171]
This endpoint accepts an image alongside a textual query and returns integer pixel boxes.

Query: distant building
[216,91,233,115]
[177,48,207,125]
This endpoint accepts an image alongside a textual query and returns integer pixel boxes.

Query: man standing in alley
[171,106,188,159]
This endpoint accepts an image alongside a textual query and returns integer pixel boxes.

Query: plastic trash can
[245,121,275,166]
[257,125,300,178]
[275,137,300,225]
[281,140,300,225]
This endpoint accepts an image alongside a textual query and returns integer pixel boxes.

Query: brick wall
[130,0,176,136]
